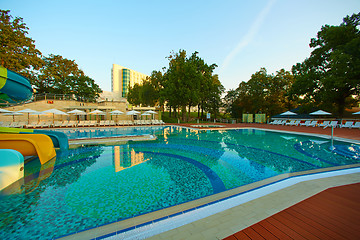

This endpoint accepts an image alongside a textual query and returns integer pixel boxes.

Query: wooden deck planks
[223,183,360,240]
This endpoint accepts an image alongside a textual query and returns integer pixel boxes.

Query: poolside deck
[224,182,360,240]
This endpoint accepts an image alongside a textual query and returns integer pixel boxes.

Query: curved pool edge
[57,164,360,240]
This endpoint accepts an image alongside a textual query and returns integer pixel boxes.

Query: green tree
[291,13,360,117]
[164,50,218,121]
[127,83,142,106]
[231,68,295,118]
[223,89,240,117]
[203,74,224,119]
[36,54,84,94]
[70,75,102,102]
[0,10,43,82]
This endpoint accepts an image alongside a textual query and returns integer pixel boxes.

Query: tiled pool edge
[57,166,360,240]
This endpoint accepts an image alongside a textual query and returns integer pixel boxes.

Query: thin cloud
[219,0,276,73]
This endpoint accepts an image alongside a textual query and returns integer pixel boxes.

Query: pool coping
[56,126,360,240]
[68,134,157,147]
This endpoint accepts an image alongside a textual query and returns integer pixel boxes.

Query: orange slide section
[0,134,56,164]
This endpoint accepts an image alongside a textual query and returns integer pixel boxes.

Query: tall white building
[111,64,149,98]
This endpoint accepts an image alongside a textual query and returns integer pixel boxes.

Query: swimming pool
[0,126,359,239]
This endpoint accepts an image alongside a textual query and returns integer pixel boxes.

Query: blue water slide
[0,127,69,150]
[0,66,33,103]
[33,130,69,150]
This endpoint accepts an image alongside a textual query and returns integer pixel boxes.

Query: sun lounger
[307,120,318,127]
[26,122,37,128]
[77,121,86,127]
[300,120,311,126]
[53,121,62,128]
[323,121,338,129]
[351,122,360,129]
[285,120,296,126]
[339,121,354,128]
[117,120,125,126]
[318,121,330,127]
[269,120,280,125]
[67,121,77,127]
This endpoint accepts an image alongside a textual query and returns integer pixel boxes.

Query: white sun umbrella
[3,112,23,122]
[141,112,151,120]
[89,109,105,122]
[30,111,47,123]
[126,110,140,121]
[17,108,37,124]
[67,109,87,115]
[110,110,124,122]
[126,110,140,115]
[145,110,157,120]
[353,110,360,115]
[0,108,12,113]
[280,111,297,116]
[43,108,68,123]
[67,109,87,123]
[310,110,331,115]
[145,110,157,114]
[110,110,124,115]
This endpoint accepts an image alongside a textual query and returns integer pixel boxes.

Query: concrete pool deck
[58,123,360,240]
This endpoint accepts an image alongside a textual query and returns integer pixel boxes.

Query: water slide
[0,134,56,164]
[0,126,69,150]
[0,66,33,103]
[0,67,59,193]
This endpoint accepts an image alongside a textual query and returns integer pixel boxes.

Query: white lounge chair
[300,120,311,126]
[323,121,338,129]
[339,121,354,128]
[269,120,279,125]
[307,120,318,127]
[78,121,86,127]
[89,120,97,127]
[53,121,63,128]
[285,120,296,126]
[351,122,360,129]
[26,122,37,128]
[293,120,301,126]
[318,121,330,127]
[275,120,287,125]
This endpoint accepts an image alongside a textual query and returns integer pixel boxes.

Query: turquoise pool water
[54,126,165,139]
[0,126,359,239]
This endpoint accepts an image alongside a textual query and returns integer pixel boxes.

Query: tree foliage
[1,10,102,101]
[225,68,295,118]
[36,54,84,94]
[291,13,360,117]
[127,50,222,121]
[0,10,43,81]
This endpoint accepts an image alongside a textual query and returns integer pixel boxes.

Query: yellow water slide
[0,134,56,164]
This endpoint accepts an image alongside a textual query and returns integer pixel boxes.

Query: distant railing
[32,93,97,103]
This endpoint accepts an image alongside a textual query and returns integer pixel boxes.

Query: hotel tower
[111,64,149,98]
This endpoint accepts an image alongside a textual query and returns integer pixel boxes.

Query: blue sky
[2,0,360,92]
